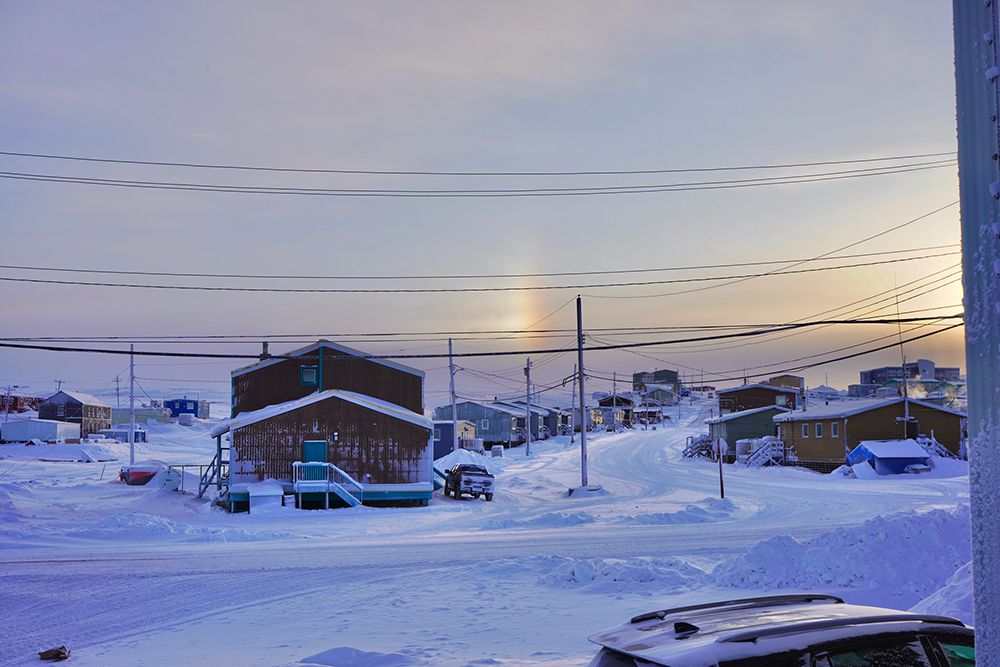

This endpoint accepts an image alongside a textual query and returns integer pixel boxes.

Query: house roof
[211,389,431,438]
[773,397,966,423]
[230,340,425,380]
[495,401,549,416]
[46,391,110,408]
[705,405,790,424]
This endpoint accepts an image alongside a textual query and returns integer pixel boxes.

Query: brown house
[717,384,799,414]
[231,339,424,417]
[773,397,965,468]
[38,391,111,437]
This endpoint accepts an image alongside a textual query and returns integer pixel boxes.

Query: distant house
[433,401,525,446]
[212,389,433,508]
[706,406,787,451]
[633,368,679,393]
[1,418,80,443]
[97,426,148,443]
[112,407,172,425]
[38,391,111,437]
[598,394,634,427]
[717,384,799,414]
[773,397,965,469]
[641,384,678,407]
[766,375,805,390]
[1,394,43,415]
[432,420,475,459]
[164,398,211,420]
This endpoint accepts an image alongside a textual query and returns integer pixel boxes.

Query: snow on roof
[231,340,425,379]
[773,397,966,422]
[55,391,110,408]
[855,439,930,459]
[717,383,797,395]
[706,405,790,424]
[211,389,431,438]
[494,401,548,416]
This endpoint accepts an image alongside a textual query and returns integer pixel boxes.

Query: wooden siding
[39,400,111,436]
[778,402,964,463]
[709,409,783,445]
[233,345,423,416]
[231,397,430,484]
[718,387,796,413]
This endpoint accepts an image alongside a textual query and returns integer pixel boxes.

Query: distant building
[632,368,679,393]
[766,375,805,390]
[112,407,172,425]
[164,398,211,420]
[38,391,111,437]
[717,384,799,414]
[432,420,476,459]
[860,359,960,385]
[706,406,787,450]
[1,418,80,443]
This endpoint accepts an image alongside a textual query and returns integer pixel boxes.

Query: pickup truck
[444,463,495,501]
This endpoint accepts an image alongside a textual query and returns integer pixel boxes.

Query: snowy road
[0,406,971,666]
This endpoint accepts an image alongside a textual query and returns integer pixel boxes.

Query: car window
[815,636,933,666]
[937,640,974,666]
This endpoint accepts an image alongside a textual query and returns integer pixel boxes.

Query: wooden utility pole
[577,297,588,487]
[449,338,458,453]
[129,344,135,466]
[524,358,532,456]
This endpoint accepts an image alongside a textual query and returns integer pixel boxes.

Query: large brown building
[38,391,111,437]
[773,397,965,468]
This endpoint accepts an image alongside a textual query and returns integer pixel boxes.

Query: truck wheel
[455,489,462,500]
[485,493,493,501]
[473,492,480,498]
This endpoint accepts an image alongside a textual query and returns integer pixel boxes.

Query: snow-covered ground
[0,401,972,666]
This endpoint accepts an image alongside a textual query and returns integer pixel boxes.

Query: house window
[815,423,823,438]
[480,419,489,430]
[776,395,787,406]
[434,428,441,440]
[300,366,319,387]
[831,422,839,438]
[802,423,809,438]
[56,405,64,417]
[187,401,195,410]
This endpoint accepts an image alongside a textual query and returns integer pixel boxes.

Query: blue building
[164,397,211,420]
[432,420,475,459]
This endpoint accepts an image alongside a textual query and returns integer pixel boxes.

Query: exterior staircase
[292,462,363,508]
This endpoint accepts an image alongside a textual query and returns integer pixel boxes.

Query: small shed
[38,391,111,436]
[1,418,80,443]
[847,439,932,475]
[164,398,211,420]
[97,427,148,443]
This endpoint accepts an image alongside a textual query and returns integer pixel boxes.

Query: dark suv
[588,594,974,666]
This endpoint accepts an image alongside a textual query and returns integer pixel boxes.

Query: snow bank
[467,555,705,595]
[433,447,492,475]
[617,497,737,525]
[910,562,974,626]
[34,443,117,462]
[712,506,971,607]
[68,512,300,543]
[482,511,596,530]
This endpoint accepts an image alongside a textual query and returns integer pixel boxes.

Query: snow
[854,438,931,459]
[0,399,974,666]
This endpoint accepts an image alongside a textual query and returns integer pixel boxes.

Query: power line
[0,160,957,198]
[590,201,959,299]
[0,252,958,294]
[0,149,958,177]
[0,244,958,281]
[0,315,963,361]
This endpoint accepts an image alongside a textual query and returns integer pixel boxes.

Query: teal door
[302,440,328,463]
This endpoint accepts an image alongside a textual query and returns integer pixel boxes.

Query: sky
[0,1,966,409]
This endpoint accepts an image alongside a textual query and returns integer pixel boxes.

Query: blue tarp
[847,439,931,475]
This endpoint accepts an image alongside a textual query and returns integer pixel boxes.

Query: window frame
[300,365,319,387]
[480,419,489,430]
[802,423,809,438]
[815,422,823,438]
[831,421,839,438]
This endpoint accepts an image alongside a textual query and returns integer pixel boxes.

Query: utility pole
[524,358,532,456]
[576,296,588,487]
[115,375,121,408]
[129,344,135,466]
[611,372,617,432]
[55,379,63,392]
[954,2,1000,659]
[3,385,18,422]
[449,338,458,453]
[569,364,577,444]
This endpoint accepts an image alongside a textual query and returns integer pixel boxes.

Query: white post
[577,297,588,487]
[129,344,135,466]
[611,372,617,432]
[954,2,1000,659]
[449,338,458,453]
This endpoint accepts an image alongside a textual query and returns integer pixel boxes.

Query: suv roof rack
[631,594,844,624]
[718,613,967,644]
